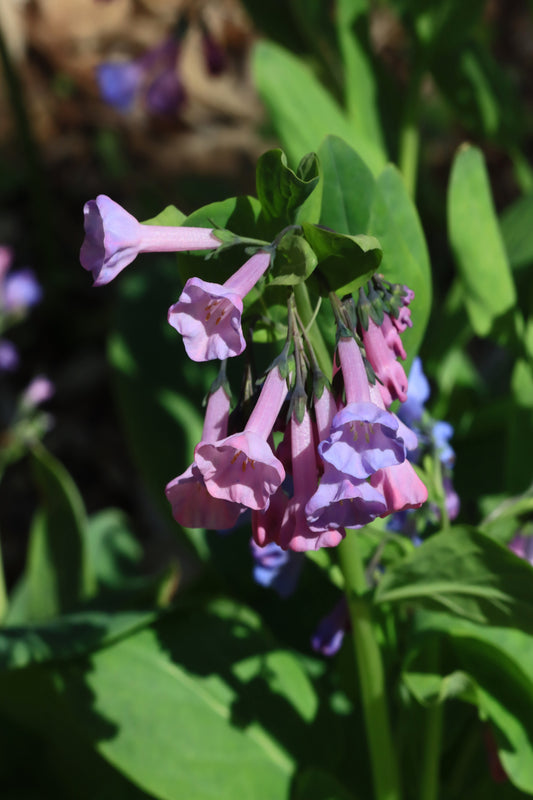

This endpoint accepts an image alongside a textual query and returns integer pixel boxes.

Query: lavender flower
[250,539,304,599]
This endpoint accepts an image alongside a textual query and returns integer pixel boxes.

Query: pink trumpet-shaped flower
[370,459,428,515]
[319,337,405,480]
[165,385,243,529]
[168,252,271,362]
[195,365,287,511]
[252,487,288,547]
[305,463,387,532]
[361,317,408,406]
[80,195,220,286]
[279,407,344,552]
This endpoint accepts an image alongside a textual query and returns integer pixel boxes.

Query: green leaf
[270,230,318,286]
[142,205,186,227]
[252,41,385,174]
[369,165,432,361]
[25,445,93,622]
[0,610,155,671]
[374,526,533,633]
[256,149,319,223]
[318,135,375,234]
[335,0,386,165]
[86,509,143,590]
[177,195,262,286]
[302,223,381,296]
[57,599,317,800]
[317,137,432,359]
[448,145,516,336]
[409,613,533,794]
[500,192,533,271]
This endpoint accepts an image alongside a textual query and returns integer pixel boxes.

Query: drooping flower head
[318,336,406,481]
[165,381,243,530]
[168,251,271,362]
[195,365,287,511]
[80,195,220,286]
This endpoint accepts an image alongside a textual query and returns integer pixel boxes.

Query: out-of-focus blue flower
[398,356,430,427]
[96,62,144,111]
[311,598,350,657]
[3,268,42,312]
[432,420,455,467]
[250,539,304,599]
[97,37,184,116]
[0,339,19,371]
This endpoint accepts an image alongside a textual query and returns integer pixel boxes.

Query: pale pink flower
[195,366,287,511]
[361,317,408,406]
[80,195,220,286]
[370,459,428,514]
[168,252,271,362]
[165,385,243,529]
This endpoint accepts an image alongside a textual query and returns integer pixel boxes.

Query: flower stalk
[338,533,402,800]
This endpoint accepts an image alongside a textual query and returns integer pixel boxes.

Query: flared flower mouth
[168,277,245,361]
[319,401,405,480]
[195,430,285,511]
[305,466,387,531]
[80,196,141,286]
[165,464,242,530]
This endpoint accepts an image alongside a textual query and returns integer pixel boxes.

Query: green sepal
[302,223,382,296]
[367,281,385,326]
[256,149,320,224]
[356,286,371,331]
[289,384,307,425]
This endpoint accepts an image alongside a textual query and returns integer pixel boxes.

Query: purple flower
[311,598,350,657]
[80,195,220,286]
[398,356,430,428]
[509,534,533,566]
[168,252,271,362]
[279,407,344,552]
[250,539,304,598]
[97,38,183,115]
[432,421,455,467]
[318,337,406,481]
[165,384,243,530]
[0,339,19,371]
[3,268,42,312]
[195,366,287,511]
[96,62,144,111]
[305,463,387,532]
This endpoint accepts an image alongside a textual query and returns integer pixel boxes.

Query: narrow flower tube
[165,385,243,529]
[361,318,408,406]
[168,251,271,362]
[80,195,220,286]
[279,408,344,552]
[195,366,287,511]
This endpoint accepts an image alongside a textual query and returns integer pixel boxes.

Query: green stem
[419,643,443,800]
[0,535,8,623]
[293,282,331,376]
[338,535,401,800]
[398,66,423,199]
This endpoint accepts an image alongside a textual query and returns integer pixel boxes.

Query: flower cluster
[79,198,428,557]
[96,17,227,116]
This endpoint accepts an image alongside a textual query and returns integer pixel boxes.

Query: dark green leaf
[0,610,155,671]
[269,230,318,286]
[293,766,356,800]
[256,149,319,223]
[26,445,93,622]
[500,192,533,271]
[448,145,516,336]
[302,223,381,296]
[252,41,385,173]
[375,526,533,633]
[57,599,318,800]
